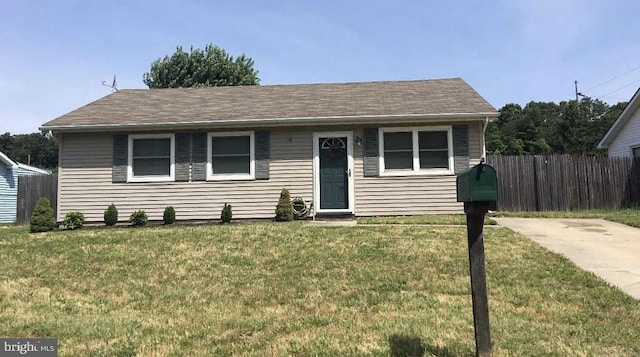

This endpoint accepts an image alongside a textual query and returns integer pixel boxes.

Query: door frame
[312,131,355,214]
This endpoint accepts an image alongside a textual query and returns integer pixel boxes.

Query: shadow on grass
[388,334,473,357]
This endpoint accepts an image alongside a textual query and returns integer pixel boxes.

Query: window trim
[127,133,175,182]
[378,126,454,176]
[207,131,255,181]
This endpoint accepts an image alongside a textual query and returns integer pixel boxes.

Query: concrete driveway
[494,217,640,299]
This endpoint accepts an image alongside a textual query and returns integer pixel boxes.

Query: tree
[486,102,555,155]
[143,44,260,88]
[487,98,627,156]
[30,197,56,233]
[0,132,57,169]
[554,98,614,155]
[275,188,293,222]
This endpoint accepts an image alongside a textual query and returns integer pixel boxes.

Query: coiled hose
[292,197,309,220]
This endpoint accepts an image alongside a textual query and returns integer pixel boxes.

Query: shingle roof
[41,78,497,131]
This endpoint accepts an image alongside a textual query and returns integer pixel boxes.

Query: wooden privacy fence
[487,155,640,211]
[16,174,57,225]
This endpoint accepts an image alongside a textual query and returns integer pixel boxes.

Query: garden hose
[292,197,309,220]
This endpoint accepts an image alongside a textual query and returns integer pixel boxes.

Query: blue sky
[1,0,639,134]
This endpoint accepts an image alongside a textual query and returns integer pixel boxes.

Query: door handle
[346,169,352,177]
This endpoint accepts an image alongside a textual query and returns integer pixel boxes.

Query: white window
[127,134,175,182]
[379,126,453,176]
[207,131,255,180]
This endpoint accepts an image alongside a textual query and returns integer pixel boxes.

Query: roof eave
[0,151,18,168]
[40,112,500,133]
[597,87,640,149]
[16,163,51,174]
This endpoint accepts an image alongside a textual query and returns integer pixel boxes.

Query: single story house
[598,87,640,157]
[40,78,499,222]
[0,150,52,224]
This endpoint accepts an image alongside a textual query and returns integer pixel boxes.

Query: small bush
[221,203,232,223]
[30,197,56,233]
[62,211,85,230]
[163,206,176,225]
[275,188,293,222]
[104,203,118,226]
[129,210,148,227]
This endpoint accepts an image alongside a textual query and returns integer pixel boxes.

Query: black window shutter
[255,130,270,180]
[363,128,379,177]
[453,124,469,174]
[112,134,128,183]
[191,132,207,181]
[175,133,191,181]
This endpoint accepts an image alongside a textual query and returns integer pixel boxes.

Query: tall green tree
[0,132,57,169]
[486,102,556,155]
[554,98,615,155]
[487,98,627,156]
[143,44,260,88]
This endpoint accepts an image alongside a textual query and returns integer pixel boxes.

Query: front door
[319,137,348,209]
[314,132,353,213]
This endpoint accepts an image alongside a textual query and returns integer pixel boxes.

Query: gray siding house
[41,78,498,222]
[598,87,640,157]
[0,151,51,224]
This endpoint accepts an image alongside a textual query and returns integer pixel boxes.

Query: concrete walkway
[495,218,640,299]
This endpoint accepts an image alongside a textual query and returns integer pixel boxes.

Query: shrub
[30,197,56,233]
[163,206,176,225]
[221,203,232,223]
[275,188,293,222]
[62,211,85,230]
[129,210,148,227]
[104,203,118,226]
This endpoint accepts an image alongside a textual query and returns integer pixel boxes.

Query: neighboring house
[0,151,51,224]
[41,78,499,222]
[598,87,640,157]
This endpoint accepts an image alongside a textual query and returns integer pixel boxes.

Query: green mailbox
[456,162,498,204]
[458,161,498,356]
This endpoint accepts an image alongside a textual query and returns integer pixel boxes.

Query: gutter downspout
[481,117,489,160]
[56,133,63,222]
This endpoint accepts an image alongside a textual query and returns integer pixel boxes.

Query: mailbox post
[456,161,498,357]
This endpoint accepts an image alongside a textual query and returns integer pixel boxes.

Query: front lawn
[1,224,639,356]
[492,208,640,228]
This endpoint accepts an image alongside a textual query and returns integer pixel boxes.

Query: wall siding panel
[608,108,640,157]
[59,131,313,221]
[0,164,17,223]
[353,126,466,216]
[1,164,50,224]
[469,121,482,165]
[59,122,484,221]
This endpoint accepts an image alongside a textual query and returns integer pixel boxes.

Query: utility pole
[574,80,584,102]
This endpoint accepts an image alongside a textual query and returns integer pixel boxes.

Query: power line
[611,97,631,101]
[583,64,640,93]
[595,78,640,99]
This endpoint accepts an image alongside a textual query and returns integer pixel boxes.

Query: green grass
[358,214,497,225]
[492,209,640,228]
[1,224,639,356]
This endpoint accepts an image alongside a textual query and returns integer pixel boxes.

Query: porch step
[306,213,356,226]
[312,213,355,220]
